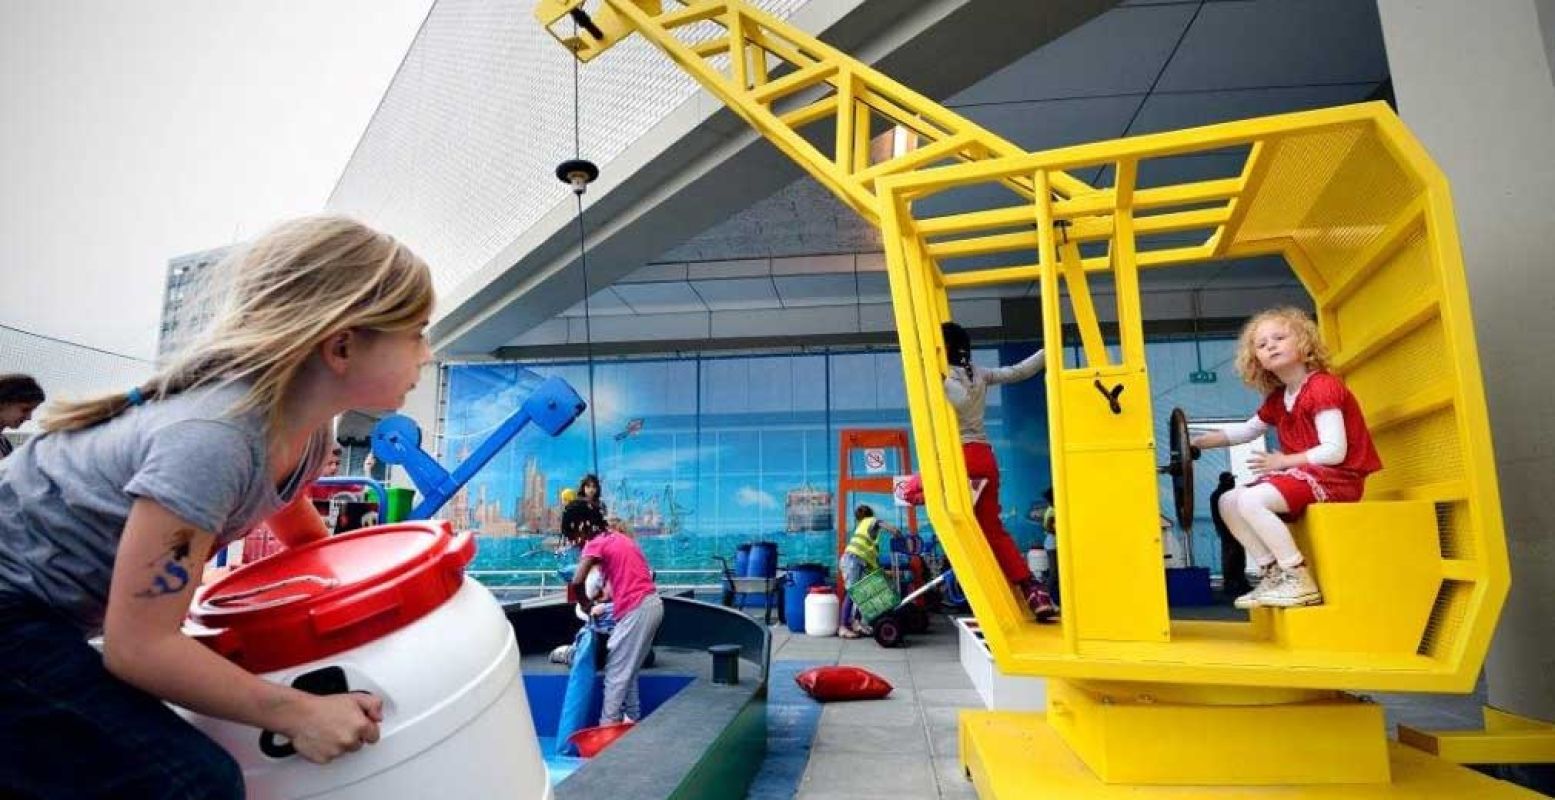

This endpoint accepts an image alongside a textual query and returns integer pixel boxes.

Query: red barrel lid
[190,521,475,672]
[808,586,834,594]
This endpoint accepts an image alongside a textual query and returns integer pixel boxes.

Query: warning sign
[863,448,887,474]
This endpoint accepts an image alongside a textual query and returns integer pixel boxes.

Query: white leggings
[1217,483,1306,571]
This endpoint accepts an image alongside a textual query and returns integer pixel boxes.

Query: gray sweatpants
[601,594,663,724]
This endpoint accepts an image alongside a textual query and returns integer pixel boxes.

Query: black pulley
[555,158,599,194]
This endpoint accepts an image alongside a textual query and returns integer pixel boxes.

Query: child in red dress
[1190,307,1381,608]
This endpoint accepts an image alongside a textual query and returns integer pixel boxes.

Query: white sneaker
[1233,564,1281,610]
[1259,565,1323,608]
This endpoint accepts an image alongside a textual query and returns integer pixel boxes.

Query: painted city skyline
[441,339,1256,575]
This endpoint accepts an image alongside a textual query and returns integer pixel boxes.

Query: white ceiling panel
[947,298,1003,328]
[591,311,711,342]
[855,272,894,305]
[770,253,856,276]
[507,318,569,347]
[609,281,708,314]
[857,303,896,333]
[687,258,770,280]
[558,287,636,317]
[710,305,864,338]
[689,277,783,311]
[774,274,863,307]
[619,262,689,283]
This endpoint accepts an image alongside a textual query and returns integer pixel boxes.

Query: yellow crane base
[960,711,1545,798]
[1399,706,1555,765]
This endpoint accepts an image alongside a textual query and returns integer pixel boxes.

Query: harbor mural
[440,340,1254,585]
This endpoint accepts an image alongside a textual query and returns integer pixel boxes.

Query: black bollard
[709,644,741,685]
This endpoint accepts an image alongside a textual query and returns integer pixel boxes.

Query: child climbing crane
[940,322,1056,622]
[1190,307,1382,608]
[0,216,432,798]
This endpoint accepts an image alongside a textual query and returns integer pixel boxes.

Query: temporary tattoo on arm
[134,528,198,598]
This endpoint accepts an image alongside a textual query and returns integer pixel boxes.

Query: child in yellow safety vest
[838,504,899,638]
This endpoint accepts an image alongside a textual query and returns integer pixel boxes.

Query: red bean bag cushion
[794,665,894,702]
[895,473,925,506]
[568,720,635,757]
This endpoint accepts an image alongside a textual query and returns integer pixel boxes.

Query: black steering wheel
[1158,407,1201,530]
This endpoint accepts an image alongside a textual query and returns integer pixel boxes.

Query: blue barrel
[733,543,752,578]
[785,563,829,633]
[747,541,778,578]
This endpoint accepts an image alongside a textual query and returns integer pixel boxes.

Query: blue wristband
[126,387,145,407]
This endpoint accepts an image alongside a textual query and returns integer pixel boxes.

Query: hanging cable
[556,28,602,476]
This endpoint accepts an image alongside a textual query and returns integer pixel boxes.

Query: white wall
[1378,0,1555,721]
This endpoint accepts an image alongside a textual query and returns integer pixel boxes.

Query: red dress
[1254,372,1382,516]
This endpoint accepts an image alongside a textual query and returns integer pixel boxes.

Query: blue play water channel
[524,673,694,784]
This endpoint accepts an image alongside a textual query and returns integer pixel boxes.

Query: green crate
[847,569,900,622]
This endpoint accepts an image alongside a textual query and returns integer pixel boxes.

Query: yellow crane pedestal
[533,1,1535,795]
[961,706,1543,798]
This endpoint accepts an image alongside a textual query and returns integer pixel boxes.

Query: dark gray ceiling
[516,0,1387,350]
[415,0,1120,355]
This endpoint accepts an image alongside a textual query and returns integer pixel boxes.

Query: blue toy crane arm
[371,375,587,520]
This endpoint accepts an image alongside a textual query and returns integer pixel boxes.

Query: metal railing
[467,567,729,600]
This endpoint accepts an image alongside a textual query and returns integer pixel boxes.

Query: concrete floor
[764,620,980,800]
[754,612,1512,800]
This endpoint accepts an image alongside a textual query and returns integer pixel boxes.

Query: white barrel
[183,577,550,800]
[804,590,840,637]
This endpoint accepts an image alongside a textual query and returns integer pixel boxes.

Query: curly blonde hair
[1235,306,1330,394]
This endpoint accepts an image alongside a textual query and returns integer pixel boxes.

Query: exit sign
[1190,370,1218,384]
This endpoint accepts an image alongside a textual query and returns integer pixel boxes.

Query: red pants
[962,441,1032,585]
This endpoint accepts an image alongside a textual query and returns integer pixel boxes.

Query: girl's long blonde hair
[45,216,434,435]
[1235,306,1330,394]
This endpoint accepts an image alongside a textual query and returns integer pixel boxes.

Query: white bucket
[182,577,549,800]
[1026,547,1049,577]
[804,590,840,637]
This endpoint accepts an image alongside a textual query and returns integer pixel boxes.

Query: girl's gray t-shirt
[0,382,327,635]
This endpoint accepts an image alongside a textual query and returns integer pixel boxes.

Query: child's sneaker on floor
[1025,584,1059,623]
[1233,564,1281,609]
[839,626,861,639]
[1259,565,1323,608]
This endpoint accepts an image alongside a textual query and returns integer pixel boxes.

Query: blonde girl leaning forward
[0,216,434,799]
[1190,307,1381,609]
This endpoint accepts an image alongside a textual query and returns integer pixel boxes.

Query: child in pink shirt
[564,501,662,724]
